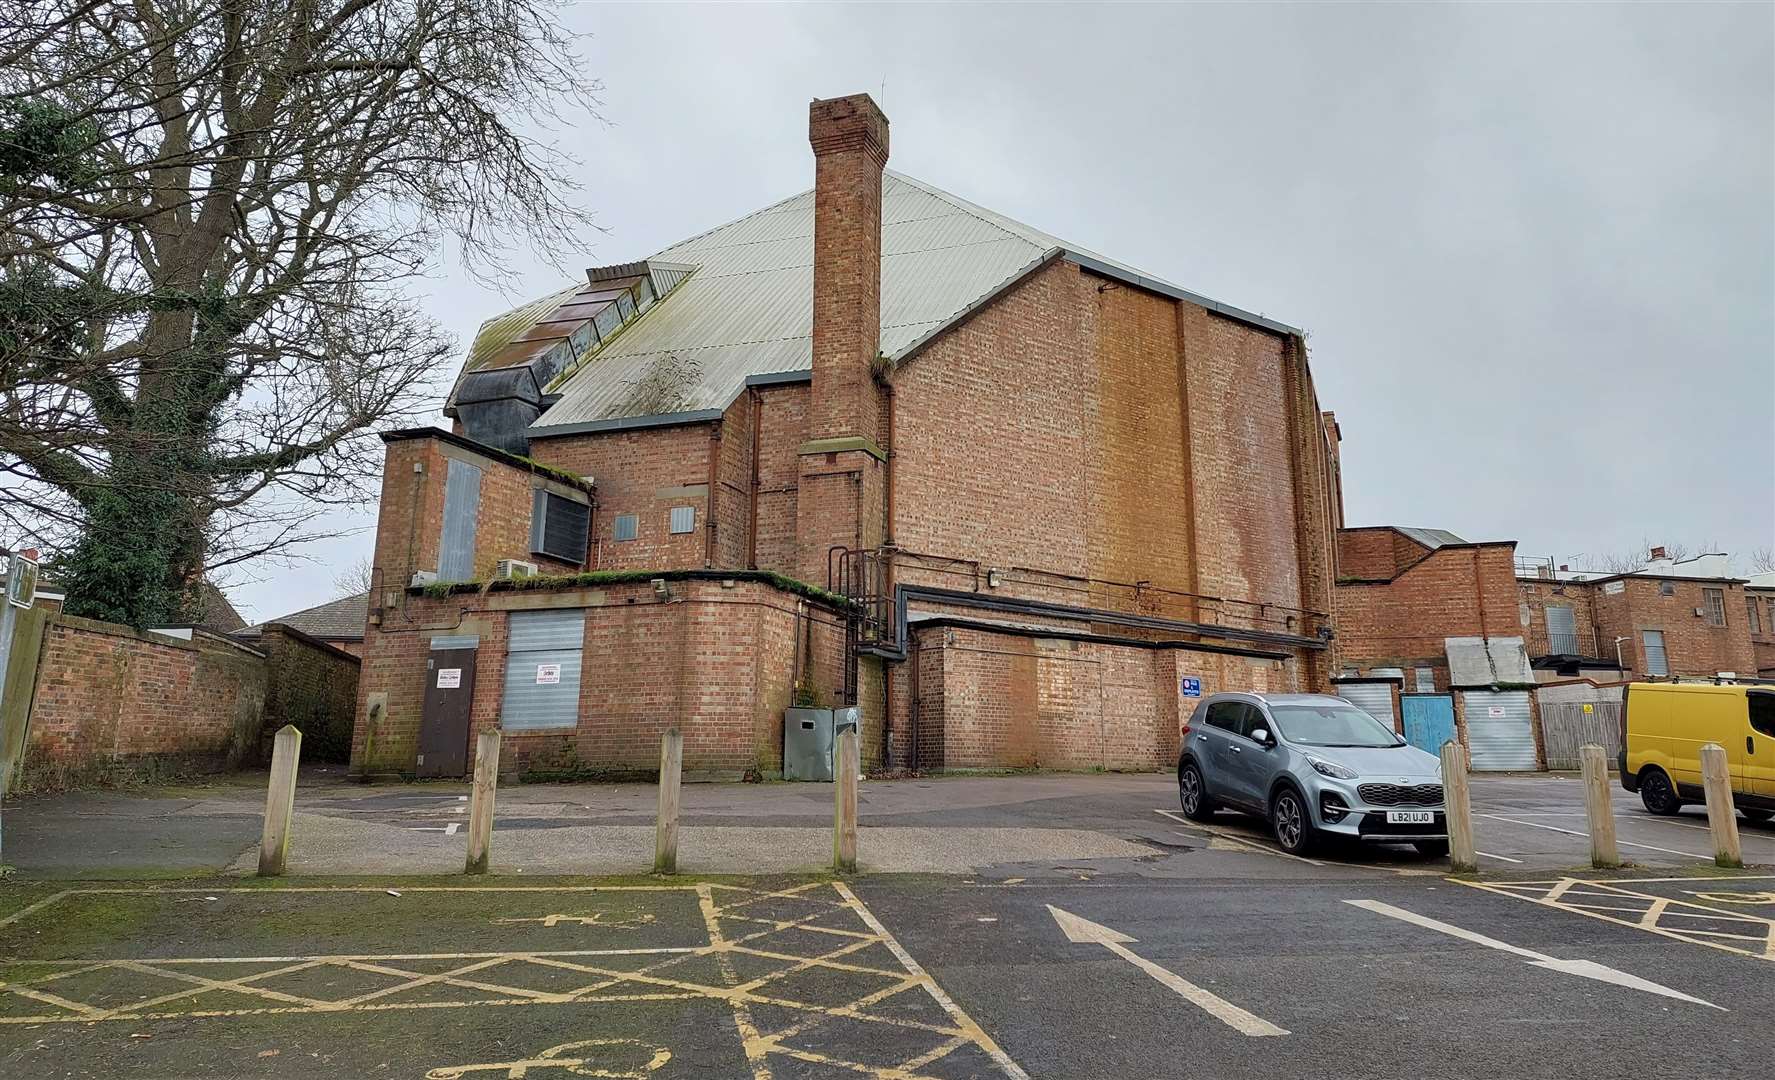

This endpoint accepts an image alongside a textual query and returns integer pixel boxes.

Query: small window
[1414,667,1436,693]
[1749,597,1762,635]
[1703,587,1726,627]
[530,490,590,565]
[1642,630,1669,677]
[1659,581,1675,596]
[613,513,639,542]
[669,506,696,534]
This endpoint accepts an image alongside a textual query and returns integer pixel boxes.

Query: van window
[1750,693,1775,739]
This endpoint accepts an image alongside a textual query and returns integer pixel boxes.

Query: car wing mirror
[1250,727,1272,746]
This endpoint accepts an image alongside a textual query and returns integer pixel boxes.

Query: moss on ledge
[417,568,856,610]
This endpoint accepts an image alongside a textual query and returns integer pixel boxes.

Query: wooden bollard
[464,729,501,875]
[1701,743,1743,868]
[654,729,682,874]
[1579,744,1620,868]
[1440,740,1476,873]
[834,728,858,873]
[257,725,302,877]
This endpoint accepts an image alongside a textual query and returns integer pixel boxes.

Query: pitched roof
[238,591,369,641]
[466,171,1298,436]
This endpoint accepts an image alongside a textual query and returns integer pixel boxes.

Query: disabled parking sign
[1180,676,1201,698]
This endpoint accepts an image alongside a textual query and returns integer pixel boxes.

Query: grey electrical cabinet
[783,707,860,781]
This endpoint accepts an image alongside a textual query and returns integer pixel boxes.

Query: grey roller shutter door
[1463,690,1536,771]
[438,459,482,581]
[1336,683,1396,728]
[1641,631,1669,677]
[501,608,585,730]
[1545,606,1578,654]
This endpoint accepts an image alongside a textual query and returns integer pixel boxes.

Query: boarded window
[1703,588,1726,627]
[438,459,482,581]
[1641,630,1669,677]
[613,513,639,542]
[1414,667,1436,693]
[500,609,584,730]
[530,490,590,565]
[669,506,696,534]
[1545,605,1578,654]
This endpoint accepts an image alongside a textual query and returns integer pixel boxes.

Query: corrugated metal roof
[491,171,1294,433]
[1396,527,1468,550]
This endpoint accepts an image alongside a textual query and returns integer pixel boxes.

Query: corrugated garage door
[501,609,584,730]
[1462,690,1536,771]
[1336,682,1397,730]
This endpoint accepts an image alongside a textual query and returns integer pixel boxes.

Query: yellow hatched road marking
[1459,876,1775,961]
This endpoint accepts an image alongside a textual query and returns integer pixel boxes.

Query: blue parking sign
[1180,676,1201,698]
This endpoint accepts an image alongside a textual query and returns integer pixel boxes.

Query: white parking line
[1346,899,1724,1009]
[1475,812,1710,861]
[1152,809,1326,866]
[1475,850,1525,864]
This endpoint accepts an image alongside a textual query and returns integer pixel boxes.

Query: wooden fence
[1539,701,1623,771]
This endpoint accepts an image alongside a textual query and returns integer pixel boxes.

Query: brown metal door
[418,648,476,778]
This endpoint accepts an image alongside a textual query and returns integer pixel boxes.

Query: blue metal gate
[1401,694,1457,755]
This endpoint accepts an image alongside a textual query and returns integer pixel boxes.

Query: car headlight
[1308,757,1358,780]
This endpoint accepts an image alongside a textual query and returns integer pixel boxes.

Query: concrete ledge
[798,436,887,461]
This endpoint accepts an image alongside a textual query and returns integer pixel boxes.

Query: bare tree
[1750,546,1775,575]
[332,553,372,597]
[1580,540,1693,574]
[0,0,600,624]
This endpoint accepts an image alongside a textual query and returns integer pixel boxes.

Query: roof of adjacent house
[459,171,1301,437]
[238,591,369,642]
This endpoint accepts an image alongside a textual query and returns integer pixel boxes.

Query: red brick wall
[903,623,1303,771]
[258,624,361,762]
[1590,577,1758,678]
[807,94,889,448]
[26,616,266,771]
[352,577,848,779]
[531,423,713,571]
[1519,578,1602,657]
[753,383,809,574]
[1334,543,1519,689]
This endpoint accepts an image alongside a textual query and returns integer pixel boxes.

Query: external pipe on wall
[704,421,721,568]
[747,387,762,569]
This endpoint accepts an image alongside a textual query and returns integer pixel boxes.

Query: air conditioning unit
[410,570,438,588]
[497,559,539,580]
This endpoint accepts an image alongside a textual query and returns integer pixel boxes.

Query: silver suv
[1176,692,1449,857]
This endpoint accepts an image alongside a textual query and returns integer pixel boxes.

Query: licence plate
[1386,810,1434,825]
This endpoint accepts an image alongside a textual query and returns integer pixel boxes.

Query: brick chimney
[797,94,891,589]
[807,93,889,446]
[1650,545,1668,560]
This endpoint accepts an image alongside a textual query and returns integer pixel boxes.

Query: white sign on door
[535,663,562,685]
[436,668,462,689]
[1487,706,1506,717]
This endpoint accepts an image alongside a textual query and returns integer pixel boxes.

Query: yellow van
[1620,683,1775,820]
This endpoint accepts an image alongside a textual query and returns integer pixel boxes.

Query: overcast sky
[233,1,1773,621]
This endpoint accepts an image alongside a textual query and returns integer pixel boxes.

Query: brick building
[1750,572,1775,677]
[351,93,1340,780]
[1332,526,1521,692]
[1517,549,1759,681]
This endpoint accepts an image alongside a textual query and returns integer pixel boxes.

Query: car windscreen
[1268,704,1402,748]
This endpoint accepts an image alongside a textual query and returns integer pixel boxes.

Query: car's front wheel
[1638,766,1683,815]
[1178,760,1214,821]
[1270,787,1316,856]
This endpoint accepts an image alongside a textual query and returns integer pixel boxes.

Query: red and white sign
[535,663,562,685]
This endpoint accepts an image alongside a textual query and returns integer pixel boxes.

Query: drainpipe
[747,387,761,569]
[705,421,721,568]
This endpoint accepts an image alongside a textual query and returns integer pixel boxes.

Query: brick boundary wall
[24,615,267,776]
[258,622,362,763]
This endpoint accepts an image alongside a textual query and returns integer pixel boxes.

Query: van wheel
[1740,808,1773,824]
[1271,787,1317,856]
[1638,767,1683,815]
[1178,760,1215,821]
